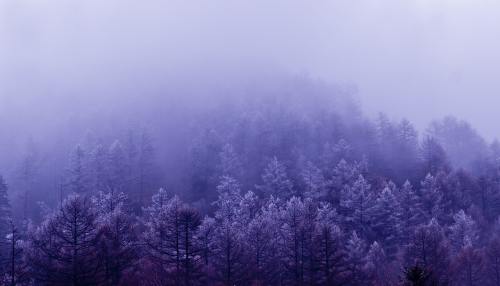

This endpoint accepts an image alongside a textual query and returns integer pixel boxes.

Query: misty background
[3,2,500,285]
[1,0,500,203]
[2,0,500,133]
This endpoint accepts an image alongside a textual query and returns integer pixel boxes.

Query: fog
[2,0,500,134]
[4,2,500,283]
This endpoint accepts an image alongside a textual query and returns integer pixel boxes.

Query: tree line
[1,82,500,285]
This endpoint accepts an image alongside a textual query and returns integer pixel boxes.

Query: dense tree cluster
[1,83,500,285]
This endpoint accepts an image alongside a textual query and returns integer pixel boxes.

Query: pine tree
[177,206,203,285]
[68,144,89,194]
[214,176,242,222]
[314,203,344,285]
[245,210,281,285]
[418,174,443,222]
[396,180,423,245]
[107,140,127,193]
[449,210,479,254]
[27,194,101,285]
[450,238,485,286]
[256,156,294,199]
[301,161,327,200]
[1,222,28,286]
[405,218,450,285]
[18,139,40,220]
[218,143,243,180]
[340,175,375,237]
[137,129,156,206]
[345,231,367,285]
[89,143,108,193]
[279,196,308,285]
[0,175,11,252]
[197,216,216,267]
[237,190,260,226]
[485,235,500,286]
[420,136,450,176]
[143,190,192,283]
[371,187,402,257]
[93,191,138,285]
[365,241,394,286]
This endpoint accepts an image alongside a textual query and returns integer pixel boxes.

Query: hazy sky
[1,0,500,139]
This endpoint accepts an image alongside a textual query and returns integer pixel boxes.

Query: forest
[1,78,500,286]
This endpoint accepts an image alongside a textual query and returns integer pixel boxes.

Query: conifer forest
[2,1,500,285]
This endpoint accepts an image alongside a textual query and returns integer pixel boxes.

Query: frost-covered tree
[211,210,246,285]
[340,175,375,237]
[485,235,500,286]
[89,143,108,193]
[344,231,367,285]
[143,190,191,283]
[328,159,360,204]
[301,161,327,200]
[418,174,443,222]
[314,203,345,285]
[450,238,485,286]
[397,180,423,245]
[18,139,41,220]
[1,222,28,286]
[279,196,310,285]
[197,216,216,267]
[420,136,450,176]
[238,190,260,226]
[405,218,450,285]
[93,191,138,285]
[107,140,127,193]
[218,143,243,181]
[27,194,101,285]
[137,129,156,206]
[371,187,402,257]
[245,208,281,285]
[67,145,89,194]
[214,176,242,222]
[449,210,479,254]
[0,175,11,250]
[365,241,395,286]
[177,207,203,285]
[256,156,294,199]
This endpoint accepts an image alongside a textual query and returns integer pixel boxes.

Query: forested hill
[1,77,500,285]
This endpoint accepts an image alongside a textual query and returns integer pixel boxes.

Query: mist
[3,0,500,135]
[2,1,500,285]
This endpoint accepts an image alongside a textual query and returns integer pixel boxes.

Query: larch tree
[405,218,450,285]
[137,129,156,207]
[107,140,127,193]
[279,196,308,285]
[314,203,345,286]
[211,180,246,286]
[67,145,89,194]
[256,156,294,199]
[340,175,375,237]
[143,190,190,284]
[485,234,500,286]
[370,186,402,258]
[396,180,423,245]
[449,210,479,255]
[365,241,394,286]
[27,194,101,285]
[344,231,367,285]
[0,175,11,249]
[418,174,443,222]
[301,161,327,201]
[450,238,485,286]
[93,191,138,285]
[2,221,28,286]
